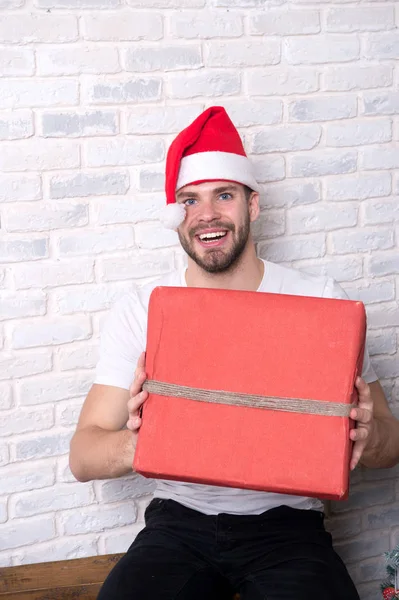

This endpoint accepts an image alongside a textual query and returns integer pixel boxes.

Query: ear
[248,192,260,223]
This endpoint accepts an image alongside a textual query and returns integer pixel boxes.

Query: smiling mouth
[197,231,228,243]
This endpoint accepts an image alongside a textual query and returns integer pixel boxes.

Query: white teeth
[199,231,227,240]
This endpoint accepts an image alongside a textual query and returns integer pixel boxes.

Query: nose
[198,198,221,223]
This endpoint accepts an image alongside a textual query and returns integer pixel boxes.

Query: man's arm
[359,380,399,469]
[350,378,399,470]
[69,354,148,482]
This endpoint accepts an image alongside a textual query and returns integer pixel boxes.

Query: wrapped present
[133,287,366,500]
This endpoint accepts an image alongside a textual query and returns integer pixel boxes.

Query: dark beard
[178,214,250,274]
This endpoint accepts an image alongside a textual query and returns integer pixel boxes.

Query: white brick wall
[0,2,398,598]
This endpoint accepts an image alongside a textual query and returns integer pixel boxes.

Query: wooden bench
[0,554,241,599]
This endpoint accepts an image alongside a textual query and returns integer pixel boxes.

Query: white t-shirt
[95,259,377,515]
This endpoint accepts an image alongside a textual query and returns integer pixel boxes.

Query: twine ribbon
[143,380,354,417]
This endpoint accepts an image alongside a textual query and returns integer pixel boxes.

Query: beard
[178,213,251,274]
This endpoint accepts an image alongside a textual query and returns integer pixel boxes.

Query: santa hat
[161,106,260,230]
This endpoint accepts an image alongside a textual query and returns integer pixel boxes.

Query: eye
[184,198,197,206]
[219,193,232,201]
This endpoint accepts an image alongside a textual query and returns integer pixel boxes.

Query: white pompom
[160,202,186,230]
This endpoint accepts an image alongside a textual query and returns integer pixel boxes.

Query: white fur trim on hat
[176,151,259,193]
[161,202,186,230]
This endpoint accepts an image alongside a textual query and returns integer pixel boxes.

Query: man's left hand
[349,376,375,471]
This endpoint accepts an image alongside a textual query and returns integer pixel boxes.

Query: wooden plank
[0,554,122,594]
[0,583,102,599]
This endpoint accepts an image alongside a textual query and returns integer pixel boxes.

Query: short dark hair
[243,185,254,201]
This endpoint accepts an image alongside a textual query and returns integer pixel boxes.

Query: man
[69,107,399,600]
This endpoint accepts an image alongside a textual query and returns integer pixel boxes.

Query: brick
[356,582,383,600]
[0,500,7,524]
[0,174,41,203]
[11,317,92,349]
[363,463,399,482]
[0,79,78,110]
[96,474,155,502]
[362,198,399,225]
[335,531,390,564]
[362,91,399,116]
[4,203,88,233]
[372,355,399,379]
[125,105,203,134]
[251,210,285,240]
[128,0,204,5]
[11,482,94,518]
[289,96,356,122]
[57,228,134,257]
[357,556,387,583]
[0,517,55,552]
[297,257,363,282]
[18,373,92,406]
[288,202,357,234]
[59,502,137,535]
[249,9,320,35]
[0,443,9,466]
[0,140,80,172]
[325,513,362,541]
[0,406,54,437]
[0,383,13,411]
[50,171,128,199]
[52,283,130,315]
[216,100,282,127]
[362,147,399,170]
[13,537,98,565]
[1,462,55,494]
[135,222,179,250]
[36,0,119,7]
[262,180,321,208]
[331,228,394,255]
[41,110,118,138]
[0,110,33,141]
[258,234,326,262]
[252,124,321,153]
[37,47,119,76]
[366,303,399,329]
[58,344,98,371]
[139,168,165,192]
[214,0,281,5]
[326,118,392,147]
[83,12,162,41]
[206,39,280,67]
[0,349,52,379]
[170,11,242,39]
[13,431,72,461]
[326,7,394,32]
[99,252,174,282]
[0,0,24,7]
[285,35,359,65]
[0,15,78,43]
[365,32,399,59]
[247,68,319,96]
[102,525,144,555]
[0,238,48,263]
[347,280,395,304]
[0,291,46,321]
[13,259,94,289]
[325,172,391,201]
[252,156,285,183]
[367,329,397,355]
[83,77,161,105]
[169,71,240,99]
[85,137,164,168]
[92,195,163,225]
[57,456,76,483]
[290,150,357,177]
[366,251,399,276]
[323,65,393,91]
[123,45,202,72]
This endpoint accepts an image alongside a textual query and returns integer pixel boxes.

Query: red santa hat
[161,106,260,230]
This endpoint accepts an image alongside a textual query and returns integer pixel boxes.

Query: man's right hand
[126,352,148,438]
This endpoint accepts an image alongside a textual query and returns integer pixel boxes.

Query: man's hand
[126,352,148,437]
[349,376,374,471]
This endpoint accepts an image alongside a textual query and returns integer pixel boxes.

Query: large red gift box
[133,287,366,500]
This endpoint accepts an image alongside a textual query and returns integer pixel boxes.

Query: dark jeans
[97,498,359,600]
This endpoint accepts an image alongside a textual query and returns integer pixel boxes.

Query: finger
[355,377,371,401]
[350,438,368,471]
[126,415,142,432]
[127,389,148,415]
[350,407,372,423]
[350,426,370,442]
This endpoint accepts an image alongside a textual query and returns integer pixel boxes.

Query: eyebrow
[176,185,239,199]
